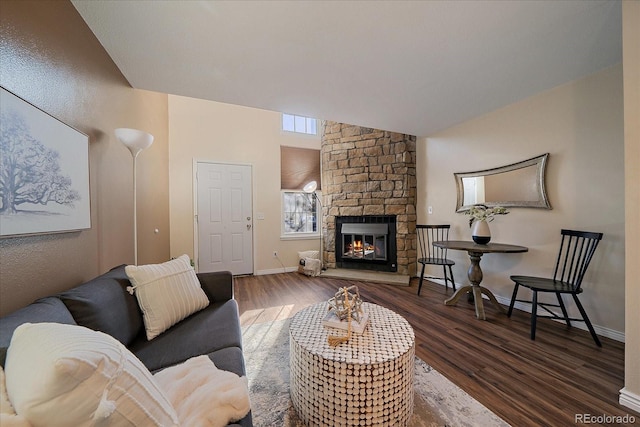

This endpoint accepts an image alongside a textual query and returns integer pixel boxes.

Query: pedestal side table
[433,241,528,320]
[289,302,415,426]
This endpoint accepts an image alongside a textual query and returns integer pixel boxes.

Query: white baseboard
[619,387,640,414]
[495,295,625,343]
[255,267,297,275]
[422,276,625,343]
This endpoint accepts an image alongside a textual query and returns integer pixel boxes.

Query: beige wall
[168,95,321,274]
[418,64,625,336]
[622,0,640,410]
[0,1,169,316]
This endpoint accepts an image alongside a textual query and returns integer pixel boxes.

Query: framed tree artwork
[0,87,91,237]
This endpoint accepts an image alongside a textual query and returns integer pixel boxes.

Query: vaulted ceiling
[72,0,622,137]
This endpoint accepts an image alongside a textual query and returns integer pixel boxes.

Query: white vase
[471,220,491,244]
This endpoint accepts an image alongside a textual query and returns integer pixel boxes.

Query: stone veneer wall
[321,121,417,276]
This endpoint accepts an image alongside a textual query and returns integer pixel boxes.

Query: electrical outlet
[428,206,433,214]
[273,251,278,258]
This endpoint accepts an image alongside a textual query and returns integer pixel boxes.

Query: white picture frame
[0,87,91,237]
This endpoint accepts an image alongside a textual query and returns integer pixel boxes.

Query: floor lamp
[303,180,324,270]
[115,128,154,265]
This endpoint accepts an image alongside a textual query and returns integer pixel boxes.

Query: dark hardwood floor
[234,273,638,427]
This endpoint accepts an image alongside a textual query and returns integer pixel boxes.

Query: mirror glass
[455,153,551,212]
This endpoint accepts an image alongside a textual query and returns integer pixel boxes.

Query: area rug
[242,318,510,427]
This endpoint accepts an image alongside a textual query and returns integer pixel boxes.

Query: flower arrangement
[464,204,509,227]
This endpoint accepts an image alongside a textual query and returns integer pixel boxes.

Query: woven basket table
[289,302,415,426]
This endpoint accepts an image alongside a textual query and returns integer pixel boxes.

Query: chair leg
[507,283,519,317]
[448,265,456,291]
[417,263,426,295]
[442,266,449,290]
[571,293,602,347]
[556,292,571,327]
[530,291,538,340]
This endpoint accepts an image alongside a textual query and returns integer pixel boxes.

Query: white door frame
[193,159,255,274]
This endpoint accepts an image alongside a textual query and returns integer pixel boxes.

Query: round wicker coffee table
[289,302,415,426]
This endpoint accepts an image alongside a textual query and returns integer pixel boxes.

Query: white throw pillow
[4,323,178,427]
[125,255,209,340]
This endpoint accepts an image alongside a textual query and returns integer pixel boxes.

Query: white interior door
[196,162,253,275]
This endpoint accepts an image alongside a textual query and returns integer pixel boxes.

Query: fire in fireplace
[342,223,388,261]
[335,216,397,272]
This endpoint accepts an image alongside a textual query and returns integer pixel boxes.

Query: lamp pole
[303,180,324,270]
[131,151,140,265]
[315,192,324,270]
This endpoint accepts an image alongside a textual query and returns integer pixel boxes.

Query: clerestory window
[282,113,318,135]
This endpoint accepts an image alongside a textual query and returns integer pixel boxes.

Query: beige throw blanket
[153,355,251,427]
[0,367,30,427]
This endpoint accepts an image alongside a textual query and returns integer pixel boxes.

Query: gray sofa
[0,265,252,427]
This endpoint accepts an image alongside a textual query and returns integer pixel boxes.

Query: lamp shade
[115,128,154,157]
[303,180,318,194]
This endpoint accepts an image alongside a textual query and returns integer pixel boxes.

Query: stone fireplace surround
[321,121,417,277]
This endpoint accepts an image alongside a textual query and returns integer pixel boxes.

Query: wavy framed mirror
[455,153,551,212]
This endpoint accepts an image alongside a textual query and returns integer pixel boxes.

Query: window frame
[282,113,318,136]
[280,190,322,240]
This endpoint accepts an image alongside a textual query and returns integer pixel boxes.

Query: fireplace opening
[335,216,397,272]
[341,223,388,261]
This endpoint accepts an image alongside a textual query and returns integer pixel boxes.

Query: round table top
[289,302,414,365]
[434,240,528,254]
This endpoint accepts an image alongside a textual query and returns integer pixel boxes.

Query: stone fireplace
[321,121,417,276]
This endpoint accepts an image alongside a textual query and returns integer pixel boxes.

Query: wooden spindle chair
[416,225,456,295]
[508,229,603,346]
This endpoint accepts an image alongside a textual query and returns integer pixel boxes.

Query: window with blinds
[280,146,321,238]
[280,146,321,191]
